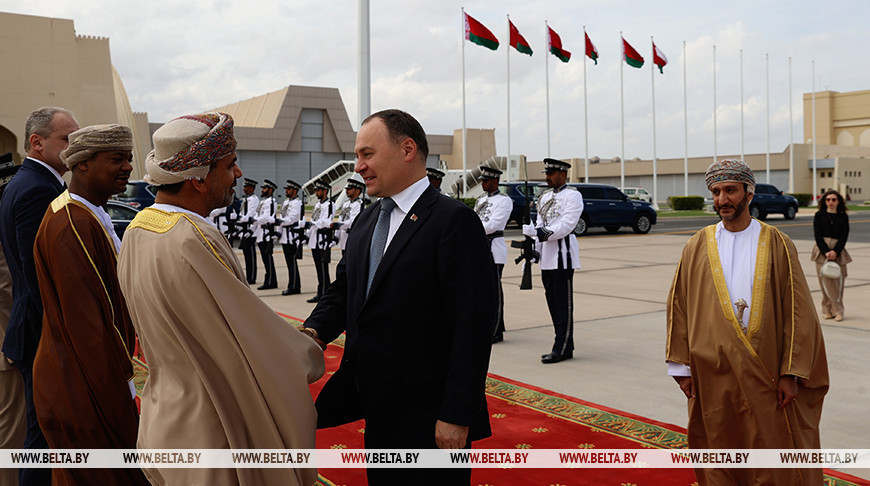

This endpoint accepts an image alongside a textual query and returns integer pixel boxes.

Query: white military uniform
[238,193,260,237]
[533,186,584,270]
[474,190,512,264]
[307,197,334,249]
[278,198,303,245]
[335,197,364,251]
[254,195,277,243]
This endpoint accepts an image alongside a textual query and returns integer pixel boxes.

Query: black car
[105,200,140,240]
[117,180,156,209]
[749,183,798,220]
[532,183,657,235]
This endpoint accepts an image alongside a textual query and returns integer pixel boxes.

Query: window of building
[300,109,324,152]
[820,172,825,178]
[828,171,833,178]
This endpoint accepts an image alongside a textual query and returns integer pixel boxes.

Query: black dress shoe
[541,351,573,364]
[281,289,301,296]
[257,284,278,290]
[491,334,504,344]
[306,295,321,303]
[247,279,256,285]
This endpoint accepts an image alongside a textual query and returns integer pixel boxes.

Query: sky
[2,1,868,162]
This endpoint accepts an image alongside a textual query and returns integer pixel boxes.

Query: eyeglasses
[825,197,838,202]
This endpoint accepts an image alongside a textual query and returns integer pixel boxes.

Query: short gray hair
[24,107,75,152]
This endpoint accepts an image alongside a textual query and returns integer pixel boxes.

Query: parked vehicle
[532,183,657,235]
[499,182,537,228]
[749,183,798,220]
[116,180,156,209]
[621,187,652,203]
[105,200,140,240]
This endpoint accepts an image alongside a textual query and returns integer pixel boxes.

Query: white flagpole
[461,8,468,196]
[545,20,551,158]
[788,56,794,193]
[713,45,717,163]
[358,0,371,127]
[650,36,658,209]
[812,60,817,205]
[683,40,688,196]
[583,26,589,183]
[739,49,744,162]
[765,53,770,183]
[506,14,511,182]
[620,32,625,190]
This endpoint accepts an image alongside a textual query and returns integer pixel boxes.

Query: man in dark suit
[0,107,79,486]
[302,109,497,486]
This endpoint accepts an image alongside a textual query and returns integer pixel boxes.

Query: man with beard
[32,124,148,485]
[117,113,324,486]
[237,178,260,284]
[666,159,828,485]
[305,179,334,303]
[278,180,304,296]
[254,179,279,290]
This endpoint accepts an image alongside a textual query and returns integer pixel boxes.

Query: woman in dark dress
[811,189,851,321]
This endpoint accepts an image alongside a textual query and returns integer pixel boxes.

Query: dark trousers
[311,249,331,297]
[493,264,505,338]
[257,240,277,288]
[281,243,301,292]
[18,344,51,485]
[241,237,257,284]
[541,268,574,355]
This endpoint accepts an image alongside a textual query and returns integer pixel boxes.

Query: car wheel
[574,215,589,236]
[605,226,620,234]
[749,205,765,220]
[632,214,652,234]
[784,205,797,220]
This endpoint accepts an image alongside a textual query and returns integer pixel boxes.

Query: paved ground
[253,215,869,480]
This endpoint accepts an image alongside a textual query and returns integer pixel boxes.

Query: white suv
[622,187,652,203]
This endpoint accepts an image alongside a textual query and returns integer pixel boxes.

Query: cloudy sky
[3,1,868,162]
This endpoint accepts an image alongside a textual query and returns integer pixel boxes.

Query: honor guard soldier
[333,178,365,256]
[278,179,304,295]
[522,158,583,363]
[426,167,445,191]
[474,166,512,343]
[209,194,239,243]
[238,178,260,284]
[254,179,279,290]
[306,179,334,302]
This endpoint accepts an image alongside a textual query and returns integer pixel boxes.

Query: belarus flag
[548,26,571,62]
[622,37,644,68]
[509,21,533,56]
[653,42,668,73]
[585,32,598,65]
[464,12,499,51]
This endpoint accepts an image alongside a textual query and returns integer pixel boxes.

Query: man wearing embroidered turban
[117,113,324,486]
[666,159,828,485]
[32,124,149,485]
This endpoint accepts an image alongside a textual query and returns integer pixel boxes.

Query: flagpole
[788,56,794,193]
[583,26,589,183]
[812,60,817,206]
[620,31,625,190]
[506,14,511,182]
[545,20,551,158]
[461,7,468,197]
[358,0,371,128]
[713,44,717,164]
[650,36,658,209]
[765,53,770,183]
[682,40,688,196]
[739,49,744,162]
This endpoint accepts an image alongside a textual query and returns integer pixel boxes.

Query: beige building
[0,12,152,177]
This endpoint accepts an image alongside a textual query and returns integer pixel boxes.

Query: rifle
[512,161,536,290]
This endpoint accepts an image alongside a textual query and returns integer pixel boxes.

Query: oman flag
[585,32,598,64]
[548,26,571,62]
[509,21,533,56]
[622,37,644,68]
[653,42,668,73]
[464,12,499,51]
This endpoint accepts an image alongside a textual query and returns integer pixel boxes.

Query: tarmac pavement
[252,220,869,480]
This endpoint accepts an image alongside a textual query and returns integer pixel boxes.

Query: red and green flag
[547,26,571,62]
[585,32,598,64]
[622,37,644,68]
[653,42,668,73]
[464,12,499,51]
[509,20,533,56]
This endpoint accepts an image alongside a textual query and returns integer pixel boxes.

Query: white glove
[522,224,537,238]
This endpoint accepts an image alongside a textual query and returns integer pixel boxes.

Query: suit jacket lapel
[23,158,64,193]
[364,185,437,303]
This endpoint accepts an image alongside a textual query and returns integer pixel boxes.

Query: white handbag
[820,261,841,280]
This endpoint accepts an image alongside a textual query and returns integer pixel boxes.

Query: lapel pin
[410,214,418,222]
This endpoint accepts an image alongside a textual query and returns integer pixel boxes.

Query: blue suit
[0,158,63,486]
